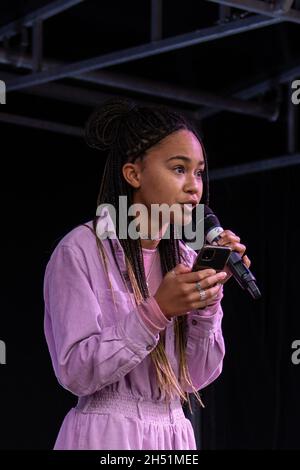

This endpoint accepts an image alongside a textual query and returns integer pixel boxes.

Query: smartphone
[192,244,232,272]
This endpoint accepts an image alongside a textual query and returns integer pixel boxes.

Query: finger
[182,269,226,285]
[186,271,227,290]
[180,268,216,283]
[218,235,240,245]
[200,272,227,288]
[234,243,246,255]
[222,242,246,255]
[191,283,222,309]
[243,255,251,268]
[190,284,220,308]
[220,230,240,240]
[171,263,191,276]
[218,269,232,284]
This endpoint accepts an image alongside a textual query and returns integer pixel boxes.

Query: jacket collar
[94,204,194,272]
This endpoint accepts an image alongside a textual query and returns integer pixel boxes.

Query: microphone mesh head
[204,205,221,237]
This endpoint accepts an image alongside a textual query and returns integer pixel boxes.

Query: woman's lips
[180,203,194,211]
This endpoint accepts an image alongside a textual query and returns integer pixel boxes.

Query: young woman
[43,99,250,450]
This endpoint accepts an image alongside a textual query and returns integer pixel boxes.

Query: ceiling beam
[0,111,83,137]
[0,0,84,41]
[0,70,201,122]
[5,14,283,92]
[207,0,300,24]
[0,49,277,120]
[210,154,300,180]
[197,62,300,119]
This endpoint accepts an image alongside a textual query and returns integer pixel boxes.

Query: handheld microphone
[204,205,262,300]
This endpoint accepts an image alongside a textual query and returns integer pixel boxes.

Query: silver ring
[195,281,206,300]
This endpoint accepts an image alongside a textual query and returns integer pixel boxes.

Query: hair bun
[84,98,138,151]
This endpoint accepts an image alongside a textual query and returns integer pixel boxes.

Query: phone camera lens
[203,249,214,261]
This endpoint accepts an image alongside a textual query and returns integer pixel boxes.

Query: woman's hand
[154,263,227,319]
[215,230,251,284]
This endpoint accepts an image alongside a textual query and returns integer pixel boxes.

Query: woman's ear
[122,162,142,189]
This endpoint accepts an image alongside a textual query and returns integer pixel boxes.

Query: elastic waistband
[76,391,185,424]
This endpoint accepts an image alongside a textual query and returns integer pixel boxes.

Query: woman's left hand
[215,230,251,284]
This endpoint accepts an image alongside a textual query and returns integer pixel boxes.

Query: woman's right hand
[154,263,227,319]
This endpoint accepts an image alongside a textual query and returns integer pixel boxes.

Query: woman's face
[122,129,205,229]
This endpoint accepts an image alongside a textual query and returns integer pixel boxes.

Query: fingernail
[219,272,227,278]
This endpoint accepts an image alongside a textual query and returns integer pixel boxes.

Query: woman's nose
[184,175,201,194]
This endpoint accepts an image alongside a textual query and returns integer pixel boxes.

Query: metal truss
[197,62,300,119]
[0,0,84,41]
[210,154,300,180]
[0,0,289,119]
[5,13,283,92]
[0,111,82,137]
[207,0,300,23]
[3,49,300,122]
[0,56,278,121]
[0,0,299,175]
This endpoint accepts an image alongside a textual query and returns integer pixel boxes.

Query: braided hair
[85,98,209,408]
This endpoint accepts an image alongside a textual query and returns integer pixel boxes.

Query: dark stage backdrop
[200,169,300,449]
[0,124,299,449]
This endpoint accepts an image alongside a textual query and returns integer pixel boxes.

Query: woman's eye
[174,166,185,174]
[173,166,204,177]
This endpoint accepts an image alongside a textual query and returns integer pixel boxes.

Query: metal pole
[0,112,83,137]
[151,0,163,41]
[0,0,84,41]
[32,19,43,73]
[2,49,299,121]
[209,154,300,180]
[196,62,300,120]
[0,70,200,122]
[218,4,231,22]
[6,15,282,92]
[273,1,295,14]
[207,0,300,23]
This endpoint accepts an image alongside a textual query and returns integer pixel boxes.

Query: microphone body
[204,206,262,300]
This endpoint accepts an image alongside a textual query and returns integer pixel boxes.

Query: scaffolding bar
[0,0,84,40]
[151,0,163,41]
[0,112,83,137]
[6,14,282,92]
[210,154,300,180]
[197,63,300,119]
[208,0,300,24]
[32,19,43,73]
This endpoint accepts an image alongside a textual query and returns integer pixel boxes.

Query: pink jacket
[43,208,225,449]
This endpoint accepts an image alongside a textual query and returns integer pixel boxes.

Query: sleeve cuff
[136,296,172,335]
[188,302,223,337]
